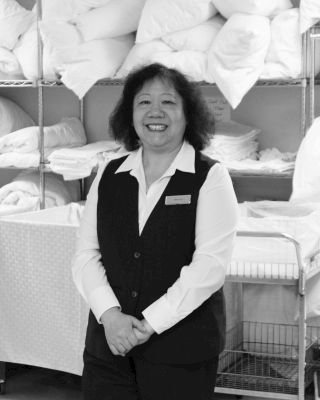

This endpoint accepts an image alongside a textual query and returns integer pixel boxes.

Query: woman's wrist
[142,318,155,335]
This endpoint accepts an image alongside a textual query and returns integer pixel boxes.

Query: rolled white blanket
[0,171,80,216]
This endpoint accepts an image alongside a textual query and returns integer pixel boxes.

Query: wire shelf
[229,170,294,179]
[216,322,320,397]
[32,78,320,88]
[0,80,36,87]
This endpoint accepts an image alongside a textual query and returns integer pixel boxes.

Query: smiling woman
[72,63,239,400]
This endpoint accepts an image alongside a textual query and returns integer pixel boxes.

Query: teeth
[147,124,167,131]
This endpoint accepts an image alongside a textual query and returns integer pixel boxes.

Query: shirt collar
[115,141,195,177]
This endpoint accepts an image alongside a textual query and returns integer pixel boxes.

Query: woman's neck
[142,144,183,189]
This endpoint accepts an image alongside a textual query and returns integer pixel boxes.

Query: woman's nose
[148,104,165,117]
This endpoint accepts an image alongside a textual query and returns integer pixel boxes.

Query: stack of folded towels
[202,120,260,163]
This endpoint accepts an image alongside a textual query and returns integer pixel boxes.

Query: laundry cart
[215,217,320,400]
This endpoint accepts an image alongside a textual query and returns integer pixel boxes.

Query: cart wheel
[0,381,6,395]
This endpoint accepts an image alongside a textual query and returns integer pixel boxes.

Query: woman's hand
[101,307,146,356]
[133,319,155,346]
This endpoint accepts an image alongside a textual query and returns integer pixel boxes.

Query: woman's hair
[109,63,214,151]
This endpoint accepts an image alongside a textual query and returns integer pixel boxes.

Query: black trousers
[82,349,219,400]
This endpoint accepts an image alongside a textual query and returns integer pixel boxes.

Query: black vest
[85,151,226,364]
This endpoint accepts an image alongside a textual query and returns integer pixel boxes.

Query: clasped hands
[101,307,155,357]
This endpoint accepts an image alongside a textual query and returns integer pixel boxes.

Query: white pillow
[136,0,217,43]
[38,0,91,21]
[299,0,320,33]
[39,21,83,80]
[211,0,293,19]
[71,0,146,41]
[58,34,135,98]
[116,40,173,78]
[207,13,271,109]
[260,9,301,80]
[0,0,34,50]
[0,96,35,137]
[151,51,210,83]
[0,47,22,76]
[13,20,38,81]
[162,15,225,52]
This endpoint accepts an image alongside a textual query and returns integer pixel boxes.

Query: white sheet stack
[48,140,124,180]
[202,120,260,162]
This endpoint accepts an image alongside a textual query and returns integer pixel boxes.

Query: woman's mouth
[146,124,167,132]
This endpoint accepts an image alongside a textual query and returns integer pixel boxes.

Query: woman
[72,63,239,400]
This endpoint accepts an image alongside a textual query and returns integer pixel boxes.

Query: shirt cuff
[88,285,121,323]
[142,295,179,334]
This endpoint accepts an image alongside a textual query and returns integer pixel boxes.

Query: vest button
[131,291,138,298]
[133,251,141,259]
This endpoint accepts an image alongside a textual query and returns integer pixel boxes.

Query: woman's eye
[162,100,175,105]
[139,100,150,105]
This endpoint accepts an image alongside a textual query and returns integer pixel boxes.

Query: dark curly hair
[109,63,214,151]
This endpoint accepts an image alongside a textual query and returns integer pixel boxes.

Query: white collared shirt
[72,141,239,334]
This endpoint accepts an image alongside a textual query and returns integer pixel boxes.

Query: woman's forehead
[136,77,177,95]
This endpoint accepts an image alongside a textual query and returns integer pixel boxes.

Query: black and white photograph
[0,0,320,399]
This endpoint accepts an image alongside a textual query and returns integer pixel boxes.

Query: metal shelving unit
[0,8,316,202]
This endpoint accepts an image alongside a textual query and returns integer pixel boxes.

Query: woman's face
[133,78,186,153]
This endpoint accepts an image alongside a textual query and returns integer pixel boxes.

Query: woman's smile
[145,124,168,132]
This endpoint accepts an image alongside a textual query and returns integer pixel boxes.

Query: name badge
[165,195,191,205]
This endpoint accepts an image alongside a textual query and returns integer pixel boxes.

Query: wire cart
[215,231,320,400]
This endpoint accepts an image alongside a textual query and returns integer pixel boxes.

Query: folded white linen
[0,151,40,168]
[162,15,225,53]
[0,147,65,168]
[0,171,80,215]
[0,118,87,154]
[48,141,122,180]
[58,35,134,98]
[225,158,295,173]
[207,13,271,109]
[0,47,22,76]
[202,120,260,161]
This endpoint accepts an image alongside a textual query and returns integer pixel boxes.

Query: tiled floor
[0,362,315,400]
